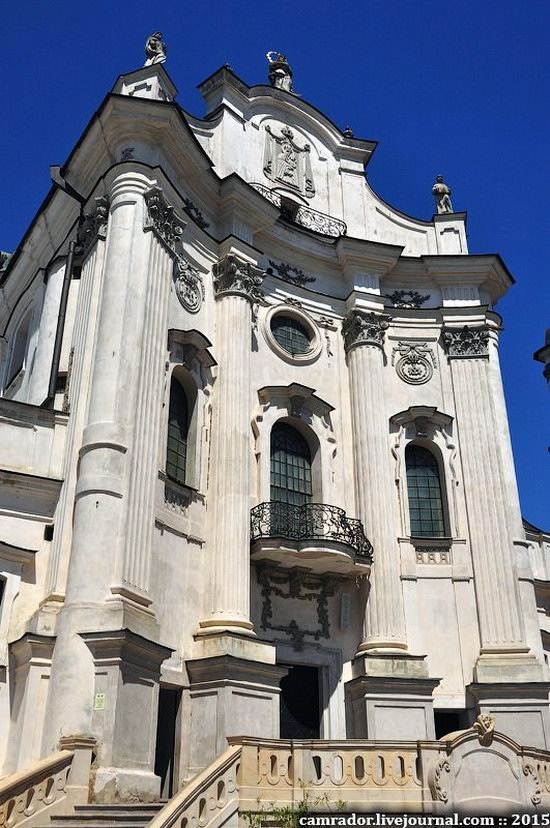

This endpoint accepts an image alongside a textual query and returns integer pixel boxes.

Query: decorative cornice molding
[76,195,109,257]
[213,254,264,304]
[443,325,490,358]
[342,311,390,352]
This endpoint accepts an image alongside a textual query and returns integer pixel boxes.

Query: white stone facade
[1,58,549,806]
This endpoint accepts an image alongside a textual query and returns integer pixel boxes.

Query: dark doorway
[154,687,181,798]
[434,709,469,739]
[280,665,321,739]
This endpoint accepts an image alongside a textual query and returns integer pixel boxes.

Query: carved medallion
[174,257,204,314]
[392,341,437,385]
[263,124,315,198]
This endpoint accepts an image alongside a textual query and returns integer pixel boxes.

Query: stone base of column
[196,615,255,636]
[469,680,550,750]
[185,633,286,776]
[346,652,440,740]
[81,629,174,803]
[474,650,546,683]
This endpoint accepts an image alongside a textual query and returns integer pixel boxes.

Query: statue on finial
[266,51,293,92]
[432,175,454,214]
[144,32,167,66]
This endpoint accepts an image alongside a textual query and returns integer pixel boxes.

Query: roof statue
[432,174,454,214]
[144,32,167,66]
[266,51,293,92]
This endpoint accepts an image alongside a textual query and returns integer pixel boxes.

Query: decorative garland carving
[387,290,430,308]
[443,325,490,358]
[183,197,209,230]
[144,186,204,313]
[266,259,316,287]
[392,341,437,385]
[256,563,337,651]
[213,254,265,304]
[342,311,390,352]
[76,195,109,257]
[432,759,451,803]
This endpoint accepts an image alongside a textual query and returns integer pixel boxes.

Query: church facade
[1,42,550,815]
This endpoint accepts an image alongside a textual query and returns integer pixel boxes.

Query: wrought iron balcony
[249,183,347,238]
[250,501,373,575]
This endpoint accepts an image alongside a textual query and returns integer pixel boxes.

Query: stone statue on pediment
[144,32,167,66]
[432,175,454,214]
[266,51,293,92]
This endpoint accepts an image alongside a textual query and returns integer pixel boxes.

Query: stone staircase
[42,803,165,828]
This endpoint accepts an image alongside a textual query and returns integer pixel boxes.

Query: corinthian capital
[213,254,264,303]
[443,325,490,358]
[342,310,390,352]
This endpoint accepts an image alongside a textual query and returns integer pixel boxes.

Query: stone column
[343,310,407,651]
[198,253,264,634]
[444,324,549,747]
[42,172,173,798]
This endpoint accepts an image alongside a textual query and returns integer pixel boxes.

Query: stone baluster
[443,325,528,655]
[343,310,407,651]
[198,253,264,635]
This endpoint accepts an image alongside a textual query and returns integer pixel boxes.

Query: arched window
[6,310,32,388]
[270,422,313,506]
[406,444,446,537]
[166,376,189,486]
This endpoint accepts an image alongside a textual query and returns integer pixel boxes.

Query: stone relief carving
[391,341,437,385]
[266,259,316,287]
[256,563,337,651]
[144,186,204,313]
[415,547,452,565]
[76,195,109,257]
[443,325,490,358]
[263,124,315,198]
[473,713,495,746]
[266,51,293,92]
[386,290,430,308]
[120,147,134,162]
[144,32,167,66]
[432,175,454,214]
[342,311,390,352]
[182,197,209,230]
[432,759,451,803]
[213,254,265,304]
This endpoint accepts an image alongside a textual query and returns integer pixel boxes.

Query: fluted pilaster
[199,254,264,634]
[344,310,407,650]
[445,326,526,650]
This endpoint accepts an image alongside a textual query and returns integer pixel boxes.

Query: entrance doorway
[280,665,321,739]
[154,687,181,798]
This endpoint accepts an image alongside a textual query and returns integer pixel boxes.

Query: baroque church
[1,35,550,819]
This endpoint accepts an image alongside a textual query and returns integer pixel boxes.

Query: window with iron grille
[270,422,313,506]
[270,315,311,355]
[406,444,446,537]
[166,377,188,486]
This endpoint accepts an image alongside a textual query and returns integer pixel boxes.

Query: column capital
[76,195,109,258]
[443,324,490,359]
[342,310,390,353]
[143,184,186,254]
[213,254,264,304]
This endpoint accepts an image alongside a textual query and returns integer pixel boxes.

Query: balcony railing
[250,501,373,560]
[249,183,347,238]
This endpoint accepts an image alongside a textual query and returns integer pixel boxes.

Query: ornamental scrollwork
[386,290,430,308]
[182,197,209,230]
[255,563,337,652]
[443,325,490,358]
[342,311,390,352]
[432,759,451,803]
[76,195,109,257]
[392,341,437,385]
[213,254,265,304]
[266,259,316,287]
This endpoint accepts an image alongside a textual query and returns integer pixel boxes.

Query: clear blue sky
[2,1,549,526]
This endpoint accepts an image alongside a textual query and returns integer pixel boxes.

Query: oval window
[270,315,312,355]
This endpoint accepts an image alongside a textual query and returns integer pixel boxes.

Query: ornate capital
[342,311,390,352]
[213,254,264,304]
[76,195,109,257]
[144,186,186,254]
[443,325,490,358]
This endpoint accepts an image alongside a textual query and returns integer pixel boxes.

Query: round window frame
[263,305,323,365]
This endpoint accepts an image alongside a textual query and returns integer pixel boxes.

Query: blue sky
[2,0,549,526]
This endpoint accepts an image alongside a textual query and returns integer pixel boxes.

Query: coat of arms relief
[263,124,315,198]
